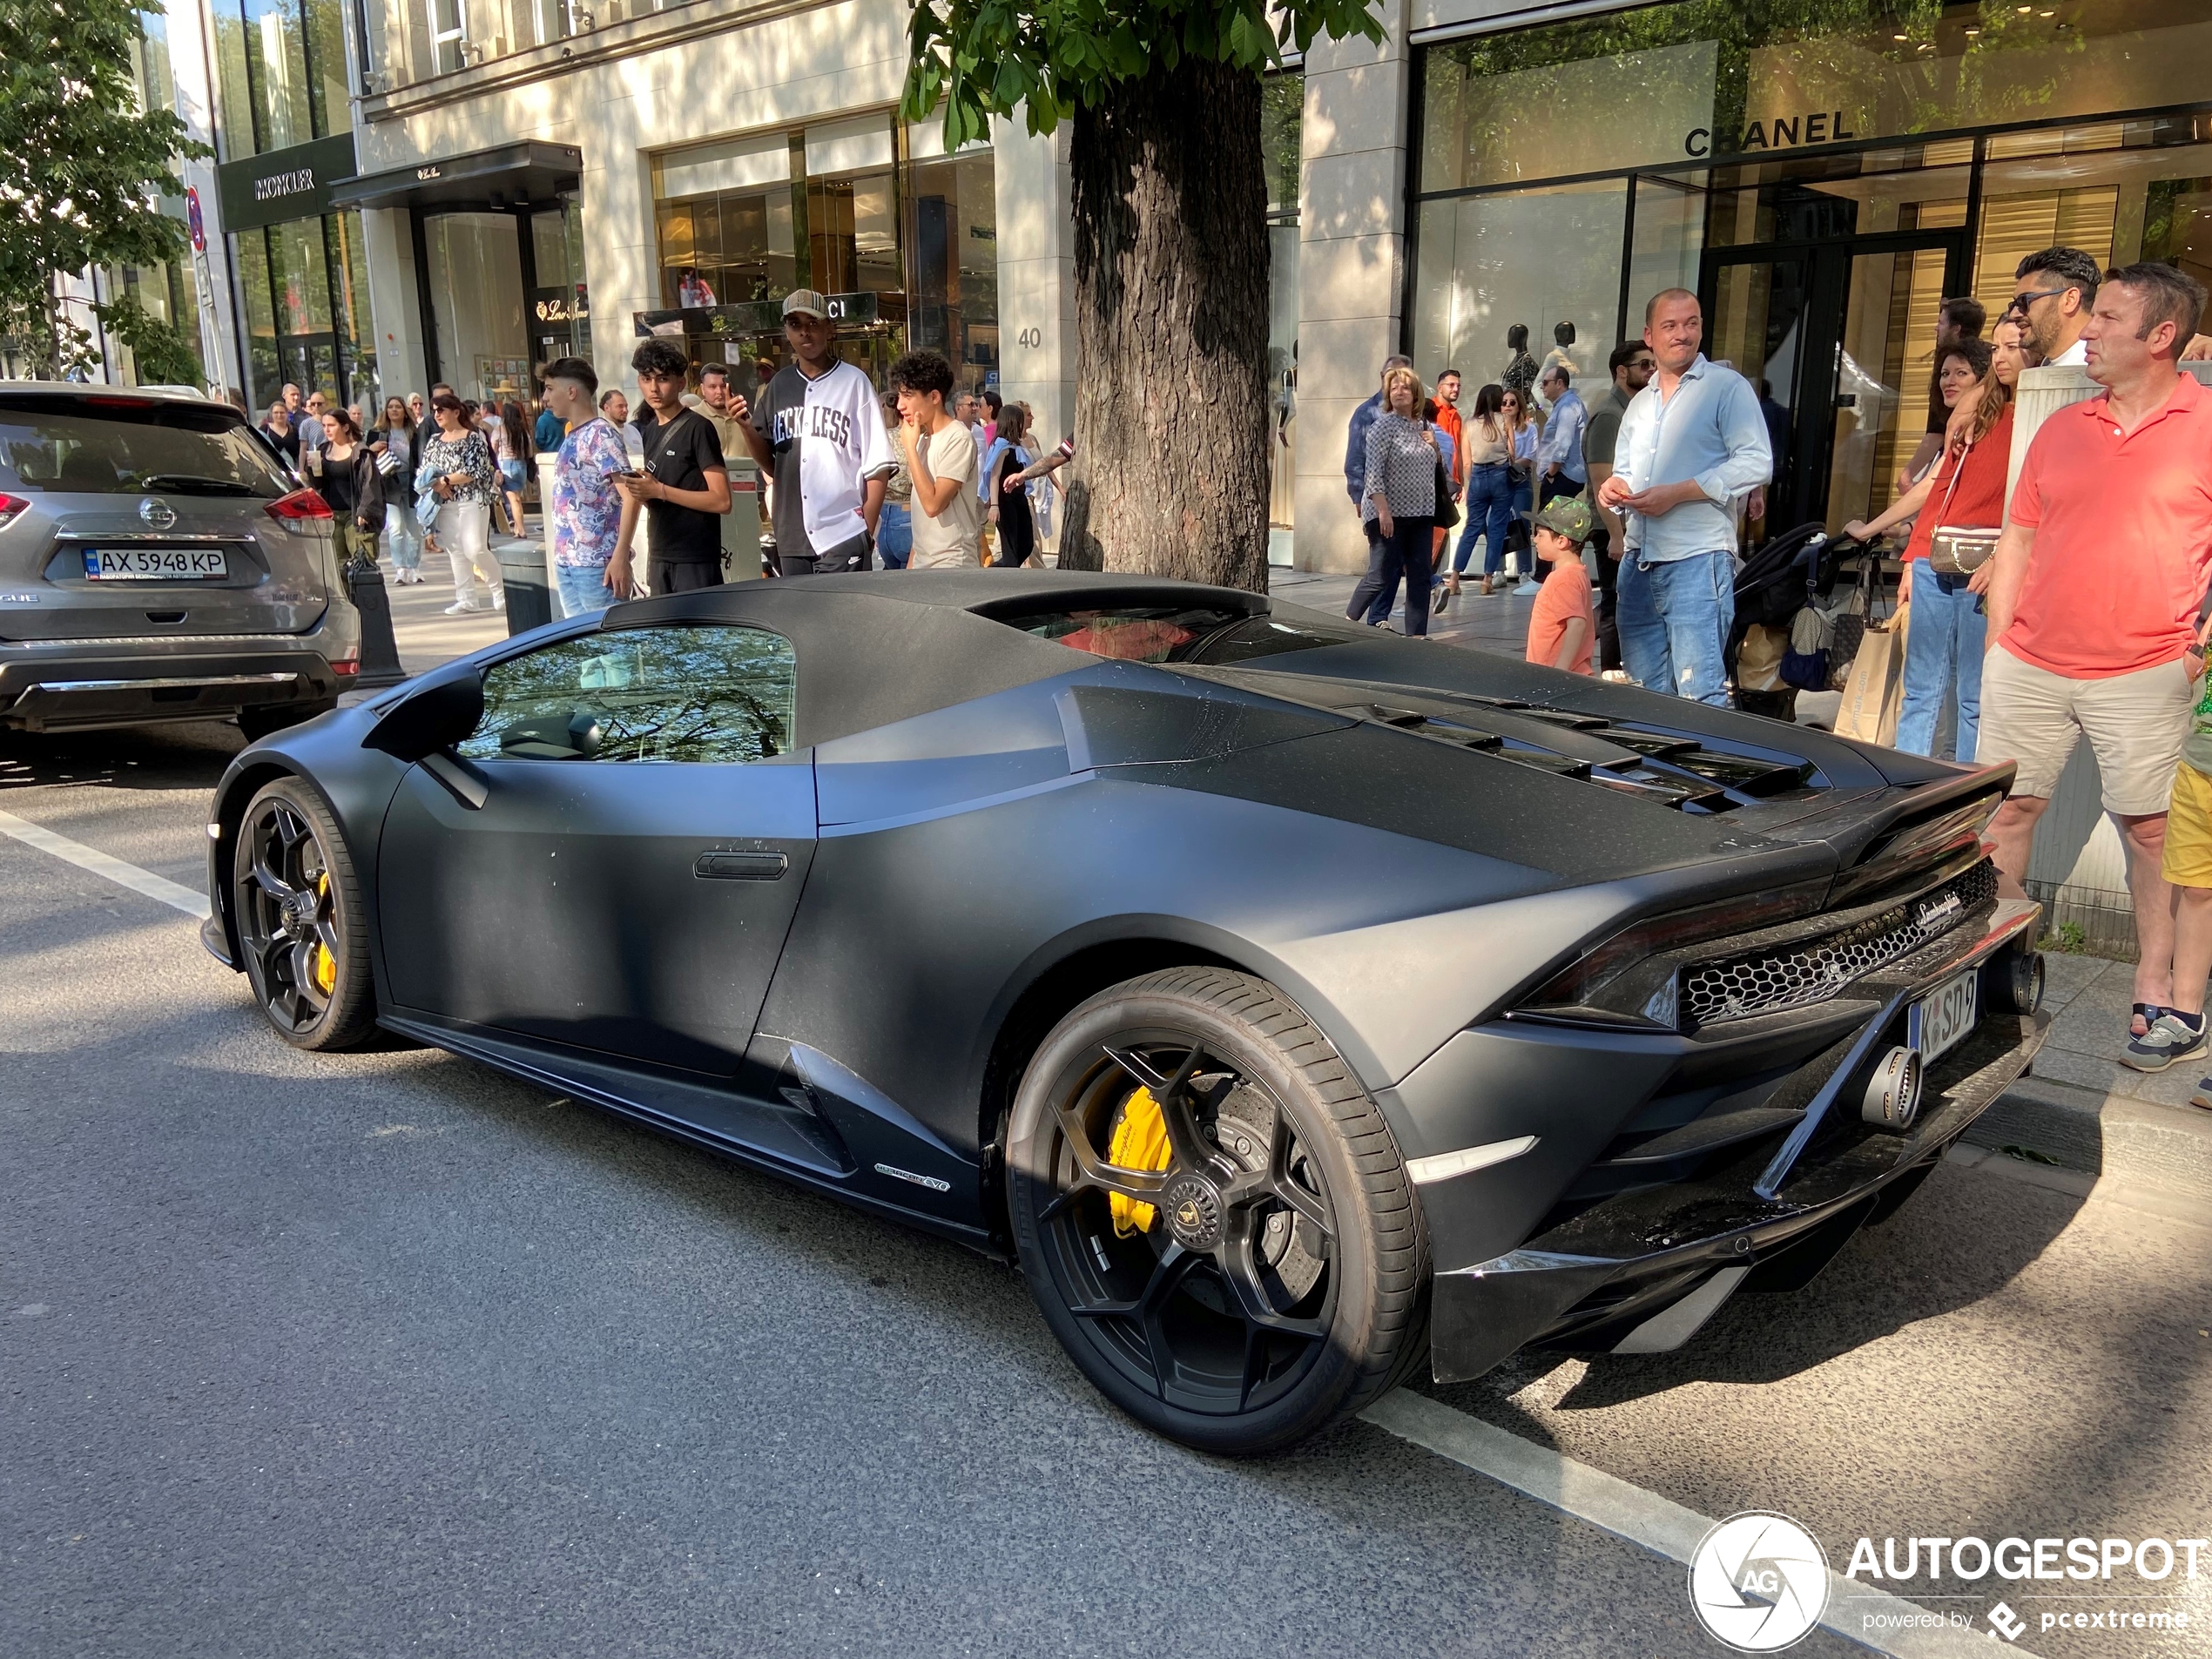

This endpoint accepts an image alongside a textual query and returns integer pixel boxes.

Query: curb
[1965,1073,2212,1204]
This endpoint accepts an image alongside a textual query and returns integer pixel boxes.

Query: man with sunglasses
[2005,246,2101,368]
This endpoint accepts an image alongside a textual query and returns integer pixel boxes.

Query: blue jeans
[557,561,616,617]
[1896,558,1986,761]
[876,502,911,569]
[383,496,423,571]
[1618,548,1736,706]
[1453,463,1514,577]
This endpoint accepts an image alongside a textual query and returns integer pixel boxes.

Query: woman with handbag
[421,394,505,615]
[1362,366,1442,637]
[310,409,386,570]
[1844,336,2013,759]
[368,397,426,583]
[1444,384,1514,600]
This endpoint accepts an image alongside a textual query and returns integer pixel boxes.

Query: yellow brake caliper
[309,873,336,995]
[1104,1087,1172,1237]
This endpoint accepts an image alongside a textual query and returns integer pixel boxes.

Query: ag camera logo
[1689,1512,1831,1651]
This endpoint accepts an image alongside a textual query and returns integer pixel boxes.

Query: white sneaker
[444,600,479,615]
[489,592,506,611]
[1514,579,1541,597]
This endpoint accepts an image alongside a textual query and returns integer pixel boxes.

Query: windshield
[0,396,293,498]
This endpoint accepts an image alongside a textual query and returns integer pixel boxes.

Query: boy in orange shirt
[1525,496,1596,675]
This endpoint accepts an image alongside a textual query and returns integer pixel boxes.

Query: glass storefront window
[247,0,314,150]
[1420,1,2212,182]
[212,4,258,160]
[1413,181,1625,392]
[906,147,997,388]
[232,212,377,413]
[648,121,1000,393]
[304,0,348,137]
[234,230,280,406]
[423,213,530,403]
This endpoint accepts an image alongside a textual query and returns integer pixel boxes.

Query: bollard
[346,557,408,688]
[494,536,555,635]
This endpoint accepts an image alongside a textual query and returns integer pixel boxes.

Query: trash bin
[345,557,408,688]
[494,536,555,635]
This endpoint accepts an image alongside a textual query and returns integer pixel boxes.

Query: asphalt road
[3,714,2208,1659]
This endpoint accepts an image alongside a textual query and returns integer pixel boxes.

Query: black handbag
[1432,454,1460,530]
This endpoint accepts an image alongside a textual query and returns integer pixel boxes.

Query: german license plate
[83,546,228,580]
[1911,968,1979,1063]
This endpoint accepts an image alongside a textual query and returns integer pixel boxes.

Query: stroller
[1725,522,1859,721]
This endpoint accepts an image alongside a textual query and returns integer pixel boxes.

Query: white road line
[1362,1390,2040,1659]
[0,806,210,921]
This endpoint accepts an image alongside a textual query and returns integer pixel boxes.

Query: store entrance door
[1700,231,1965,537]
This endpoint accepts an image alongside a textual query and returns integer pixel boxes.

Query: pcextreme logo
[1689,1512,1831,1651]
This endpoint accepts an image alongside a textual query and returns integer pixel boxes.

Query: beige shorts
[1977,647,2193,815]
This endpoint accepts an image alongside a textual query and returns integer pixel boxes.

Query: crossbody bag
[1925,436,2000,576]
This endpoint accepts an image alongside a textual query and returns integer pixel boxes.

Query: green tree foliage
[95,292,204,387]
[0,0,209,375]
[900,0,1382,142]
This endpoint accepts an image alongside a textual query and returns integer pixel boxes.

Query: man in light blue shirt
[1535,364,1588,502]
[1597,289,1771,705]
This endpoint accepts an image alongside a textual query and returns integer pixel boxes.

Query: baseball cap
[1532,495,1594,544]
[781,289,829,320]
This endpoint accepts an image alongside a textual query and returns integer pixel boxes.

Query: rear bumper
[0,640,344,731]
[1426,897,2046,1383]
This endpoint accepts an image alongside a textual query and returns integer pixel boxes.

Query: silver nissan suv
[0,382,360,738]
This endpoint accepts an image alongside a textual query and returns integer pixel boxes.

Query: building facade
[190,0,2212,573]
[1291,0,2212,572]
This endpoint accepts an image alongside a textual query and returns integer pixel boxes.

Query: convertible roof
[600,571,1265,747]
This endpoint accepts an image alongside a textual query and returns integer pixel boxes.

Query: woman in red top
[1845,336,2013,759]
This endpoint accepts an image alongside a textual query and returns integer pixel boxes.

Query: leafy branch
[900,0,1383,144]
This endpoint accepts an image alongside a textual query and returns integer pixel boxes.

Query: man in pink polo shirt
[1978,261,2212,1059]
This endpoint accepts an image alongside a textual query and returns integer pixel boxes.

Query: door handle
[695,851,788,880]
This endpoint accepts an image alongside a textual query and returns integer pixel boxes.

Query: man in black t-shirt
[611,338,732,596]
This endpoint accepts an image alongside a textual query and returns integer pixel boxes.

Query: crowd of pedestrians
[267,298,1060,622]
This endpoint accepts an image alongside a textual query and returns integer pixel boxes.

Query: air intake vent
[1681,861,1998,1026]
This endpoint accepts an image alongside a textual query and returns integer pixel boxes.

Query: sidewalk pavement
[362,543,2212,1206]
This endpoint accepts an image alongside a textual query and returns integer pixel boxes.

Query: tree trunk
[1058,57,1271,590]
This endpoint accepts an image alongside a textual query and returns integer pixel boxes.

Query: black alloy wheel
[233,779,376,1050]
[1009,968,1428,1453]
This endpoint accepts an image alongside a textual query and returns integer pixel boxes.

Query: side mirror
[363,665,485,762]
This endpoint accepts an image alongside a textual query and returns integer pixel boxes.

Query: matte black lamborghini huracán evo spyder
[205,572,2048,1453]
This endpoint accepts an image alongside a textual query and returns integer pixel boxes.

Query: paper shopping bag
[1833,601,1910,746]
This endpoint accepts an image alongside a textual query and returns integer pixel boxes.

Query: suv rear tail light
[331,641,360,677]
[0,492,29,529]
[265,489,332,522]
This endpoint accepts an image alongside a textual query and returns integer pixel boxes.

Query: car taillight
[265,489,332,521]
[0,493,28,529]
[333,659,360,676]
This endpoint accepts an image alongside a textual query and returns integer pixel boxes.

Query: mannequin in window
[1501,325,1537,401]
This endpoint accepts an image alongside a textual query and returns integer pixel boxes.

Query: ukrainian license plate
[82,546,228,581]
[1910,968,1979,1063]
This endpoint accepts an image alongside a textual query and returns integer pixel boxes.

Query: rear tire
[1008,968,1428,1453]
[233,778,377,1050]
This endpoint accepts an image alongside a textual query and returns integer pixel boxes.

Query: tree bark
[1058,57,1271,590]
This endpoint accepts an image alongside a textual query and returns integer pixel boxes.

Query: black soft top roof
[599,570,1268,747]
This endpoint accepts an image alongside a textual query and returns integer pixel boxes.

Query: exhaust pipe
[1861,1045,1924,1130]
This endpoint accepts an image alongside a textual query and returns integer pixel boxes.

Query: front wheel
[1008,968,1428,1453]
[233,778,377,1050]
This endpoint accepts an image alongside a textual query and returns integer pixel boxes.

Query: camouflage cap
[1532,494,1594,544]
